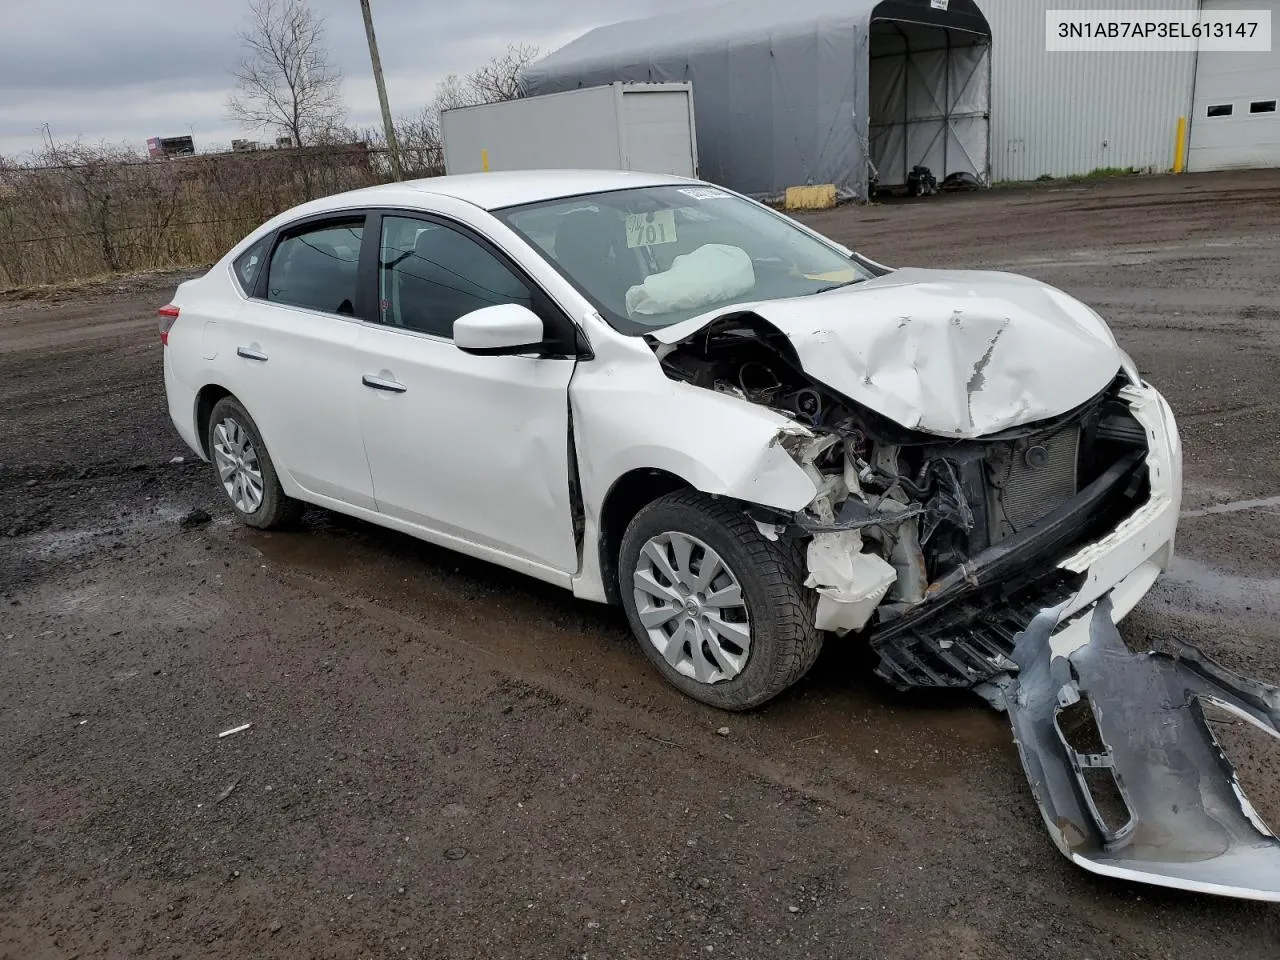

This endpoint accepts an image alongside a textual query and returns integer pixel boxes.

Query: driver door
[353,212,581,578]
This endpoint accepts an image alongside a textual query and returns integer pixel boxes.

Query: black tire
[618,490,822,711]
[206,396,301,530]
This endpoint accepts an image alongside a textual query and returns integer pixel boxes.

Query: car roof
[313,169,701,214]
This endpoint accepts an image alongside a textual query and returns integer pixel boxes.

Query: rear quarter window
[232,236,271,295]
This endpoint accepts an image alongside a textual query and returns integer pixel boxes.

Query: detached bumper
[867,384,1280,900]
[1004,596,1280,902]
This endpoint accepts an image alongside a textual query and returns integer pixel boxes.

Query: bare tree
[227,0,347,150]
[377,44,540,179]
[466,43,540,104]
[430,44,541,113]
[432,74,476,113]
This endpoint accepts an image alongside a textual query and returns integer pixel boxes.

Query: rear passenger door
[227,214,377,510]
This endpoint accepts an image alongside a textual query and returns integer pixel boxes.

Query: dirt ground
[4,169,1280,959]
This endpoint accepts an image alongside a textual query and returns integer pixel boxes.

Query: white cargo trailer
[440,82,698,178]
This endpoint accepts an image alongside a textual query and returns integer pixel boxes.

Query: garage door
[619,91,698,178]
[1188,0,1280,171]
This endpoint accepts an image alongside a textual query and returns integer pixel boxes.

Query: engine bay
[654,316,1153,635]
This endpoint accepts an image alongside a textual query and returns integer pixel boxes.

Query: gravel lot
[3,169,1280,959]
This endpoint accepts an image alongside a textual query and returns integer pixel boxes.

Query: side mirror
[453,304,545,355]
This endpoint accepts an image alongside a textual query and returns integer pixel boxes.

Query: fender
[568,363,818,602]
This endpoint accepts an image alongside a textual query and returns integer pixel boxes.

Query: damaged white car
[162,171,1280,900]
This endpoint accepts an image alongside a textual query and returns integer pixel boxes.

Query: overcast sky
[0,0,717,157]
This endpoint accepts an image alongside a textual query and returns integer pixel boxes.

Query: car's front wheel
[618,491,822,711]
[206,396,301,529]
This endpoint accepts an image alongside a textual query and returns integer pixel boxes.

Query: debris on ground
[215,777,243,804]
[180,508,211,528]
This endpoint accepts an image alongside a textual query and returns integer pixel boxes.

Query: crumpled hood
[653,268,1124,437]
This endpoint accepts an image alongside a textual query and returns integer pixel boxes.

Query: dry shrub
[0,141,385,288]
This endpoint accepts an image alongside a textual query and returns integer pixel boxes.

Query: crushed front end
[655,315,1180,657]
[857,377,1181,692]
[651,313,1280,901]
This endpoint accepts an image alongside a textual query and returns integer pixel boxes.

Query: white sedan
[161,170,1181,713]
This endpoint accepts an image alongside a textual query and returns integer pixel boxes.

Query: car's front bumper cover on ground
[1002,596,1280,901]
[861,383,1280,900]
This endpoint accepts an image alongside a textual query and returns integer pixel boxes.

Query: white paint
[352,323,580,574]
[1066,852,1280,903]
[180,284,378,512]
[656,267,1123,438]
[452,304,544,352]
[1048,615,1093,660]
[1057,385,1181,621]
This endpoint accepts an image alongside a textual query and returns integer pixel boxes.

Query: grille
[989,427,1080,538]
[873,571,1084,690]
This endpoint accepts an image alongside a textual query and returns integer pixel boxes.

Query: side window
[266,219,364,315]
[379,215,532,338]
[232,235,270,295]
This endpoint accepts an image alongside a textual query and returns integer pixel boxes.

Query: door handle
[236,346,269,362]
[362,374,407,394]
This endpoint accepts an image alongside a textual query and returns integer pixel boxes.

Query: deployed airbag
[626,244,755,318]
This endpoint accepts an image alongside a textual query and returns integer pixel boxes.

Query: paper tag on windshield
[678,187,731,201]
[625,209,678,248]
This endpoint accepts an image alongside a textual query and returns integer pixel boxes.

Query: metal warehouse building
[525,0,1278,197]
[981,0,1277,180]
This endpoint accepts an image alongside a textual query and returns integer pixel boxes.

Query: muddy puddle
[19,506,188,563]
[1182,495,1280,519]
[1147,555,1280,623]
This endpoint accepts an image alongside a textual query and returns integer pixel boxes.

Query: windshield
[494,185,872,335]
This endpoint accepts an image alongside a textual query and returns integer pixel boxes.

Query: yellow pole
[1173,116,1188,174]
[481,148,490,173]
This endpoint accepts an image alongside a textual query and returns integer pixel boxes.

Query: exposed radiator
[988,427,1081,540]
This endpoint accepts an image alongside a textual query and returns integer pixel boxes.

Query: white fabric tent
[522,0,992,201]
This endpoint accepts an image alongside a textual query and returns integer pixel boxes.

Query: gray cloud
[0,0,715,156]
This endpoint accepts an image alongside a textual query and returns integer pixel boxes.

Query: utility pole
[359,0,403,181]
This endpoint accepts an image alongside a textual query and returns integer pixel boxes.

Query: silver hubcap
[632,532,752,685]
[212,417,264,514]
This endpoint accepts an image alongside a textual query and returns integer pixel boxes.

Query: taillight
[158,304,180,345]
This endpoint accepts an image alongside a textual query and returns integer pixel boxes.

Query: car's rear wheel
[618,491,822,711]
[206,396,301,530]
